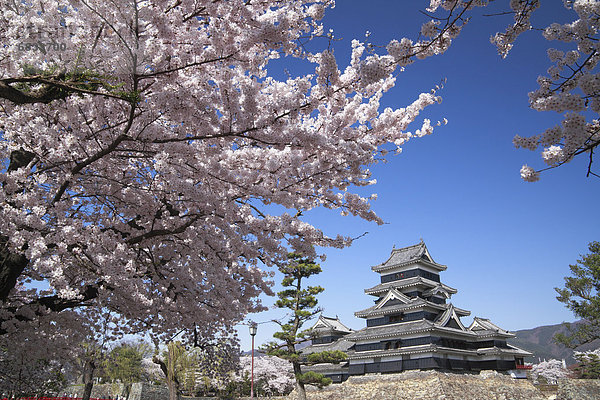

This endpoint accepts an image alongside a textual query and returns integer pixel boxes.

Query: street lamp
[249,322,258,398]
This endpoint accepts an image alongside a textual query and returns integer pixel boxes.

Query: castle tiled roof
[435,304,467,330]
[310,315,354,334]
[348,343,532,360]
[475,344,532,357]
[468,317,512,336]
[355,297,467,318]
[364,277,457,296]
[422,284,455,299]
[346,320,436,341]
[371,241,447,273]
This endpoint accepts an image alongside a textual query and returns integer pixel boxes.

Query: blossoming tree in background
[530,359,570,384]
[233,355,295,397]
[429,1,600,181]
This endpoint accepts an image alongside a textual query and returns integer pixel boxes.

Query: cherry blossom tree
[428,1,600,180]
[233,355,295,397]
[0,0,462,349]
[530,359,570,384]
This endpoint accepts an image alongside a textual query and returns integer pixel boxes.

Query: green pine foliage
[264,253,346,399]
[102,341,151,385]
[554,241,600,349]
[574,351,600,379]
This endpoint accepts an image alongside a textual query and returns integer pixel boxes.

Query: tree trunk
[153,354,180,400]
[167,379,179,400]
[292,361,306,400]
[81,358,96,400]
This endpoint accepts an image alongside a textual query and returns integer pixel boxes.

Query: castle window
[389,313,404,323]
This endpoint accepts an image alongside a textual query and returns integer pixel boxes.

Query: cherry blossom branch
[0,284,100,334]
[51,102,138,204]
[1,76,135,103]
[126,214,202,245]
[136,53,238,79]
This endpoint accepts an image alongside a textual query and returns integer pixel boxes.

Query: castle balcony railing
[515,364,533,370]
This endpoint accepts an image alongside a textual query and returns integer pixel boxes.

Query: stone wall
[289,370,547,400]
[65,382,169,400]
[64,382,126,398]
[65,382,231,400]
[64,376,600,400]
[556,378,600,400]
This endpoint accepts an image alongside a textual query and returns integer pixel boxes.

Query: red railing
[515,364,533,370]
[1,397,113,400]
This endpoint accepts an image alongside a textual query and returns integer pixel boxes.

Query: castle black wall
[354,336,509,352]
[348,357,516,376]
[312,334,344,345]
[366,311,439,327]
[381,268,440,283]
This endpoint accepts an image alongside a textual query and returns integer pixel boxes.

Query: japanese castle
[302,241,531,382]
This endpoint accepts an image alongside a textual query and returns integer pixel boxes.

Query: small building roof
[371,241,447,273]
[303,362,349,374]
[476,344,532,357]
[310,314,354,335]
[468,317,512,336]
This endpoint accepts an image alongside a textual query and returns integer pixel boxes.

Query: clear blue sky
[236,1,600,351]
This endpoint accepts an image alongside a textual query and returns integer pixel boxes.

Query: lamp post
[249,322,258,398]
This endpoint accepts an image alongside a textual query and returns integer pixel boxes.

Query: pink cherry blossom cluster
[530,359,569,384]
[490,0,539,58]
[234,355,295,395]
[506,0,600,178]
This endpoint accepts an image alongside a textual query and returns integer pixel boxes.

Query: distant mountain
[508,321,600,365]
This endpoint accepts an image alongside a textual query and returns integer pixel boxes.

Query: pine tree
[574,350,600,379]
[555,241,600,348]
[264,253,346,400]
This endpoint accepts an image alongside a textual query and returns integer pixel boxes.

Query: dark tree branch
[0,284,100,334]
[0,80,68,104]
[0,235,28,302]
